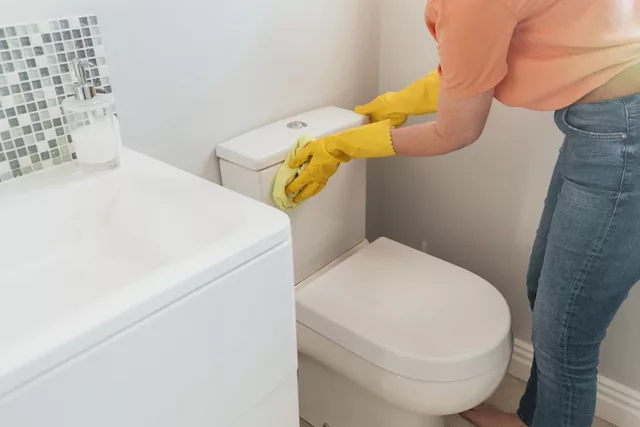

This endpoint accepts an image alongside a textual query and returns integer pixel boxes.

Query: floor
[300,375,616,427]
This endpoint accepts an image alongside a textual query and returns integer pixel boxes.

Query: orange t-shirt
[426,0,640,110]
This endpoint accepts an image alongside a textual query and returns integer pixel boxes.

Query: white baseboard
[508,339,640,427]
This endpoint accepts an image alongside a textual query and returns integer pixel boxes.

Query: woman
[286,0,640,426]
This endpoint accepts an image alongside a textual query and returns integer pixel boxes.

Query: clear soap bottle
[62,60,121,173]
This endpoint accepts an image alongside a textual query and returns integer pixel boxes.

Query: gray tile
[16,26,28,37]
[14,60,26,71]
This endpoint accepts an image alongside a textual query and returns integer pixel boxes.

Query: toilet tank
[217,107,368,283]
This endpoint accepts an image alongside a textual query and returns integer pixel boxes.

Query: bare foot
[461,404,526,427]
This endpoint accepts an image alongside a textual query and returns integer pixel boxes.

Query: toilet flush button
[287,121,308,129]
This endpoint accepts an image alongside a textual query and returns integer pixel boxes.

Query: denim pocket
[556,104,628,141]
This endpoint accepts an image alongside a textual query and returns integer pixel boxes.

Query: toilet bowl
[216,107,513,427]
[296,238,512,427]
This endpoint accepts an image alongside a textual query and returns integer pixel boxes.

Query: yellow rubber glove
[355,69,440,128]
[285,120,395,204]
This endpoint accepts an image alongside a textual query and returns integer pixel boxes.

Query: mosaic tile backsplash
[0,16,112,183]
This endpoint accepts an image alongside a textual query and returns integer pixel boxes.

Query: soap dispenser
[62,60,121,172]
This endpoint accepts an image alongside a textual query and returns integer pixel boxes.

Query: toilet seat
[295,237,512,382]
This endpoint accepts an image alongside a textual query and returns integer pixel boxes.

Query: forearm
[391,122,473,157]
[390,87,495,157]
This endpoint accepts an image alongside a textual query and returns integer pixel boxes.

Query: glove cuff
[325,120,396,161]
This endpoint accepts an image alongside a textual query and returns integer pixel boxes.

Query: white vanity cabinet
[0,149,298,427]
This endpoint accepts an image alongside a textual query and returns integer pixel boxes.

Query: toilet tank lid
[216,107,367,171]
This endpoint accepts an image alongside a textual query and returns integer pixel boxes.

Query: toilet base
[298,354,446,427]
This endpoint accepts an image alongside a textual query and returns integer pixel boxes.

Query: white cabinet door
[0,241,298,427]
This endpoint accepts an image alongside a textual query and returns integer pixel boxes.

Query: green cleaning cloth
[272,134,314,211]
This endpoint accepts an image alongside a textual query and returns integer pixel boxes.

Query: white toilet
[217,107,513,427]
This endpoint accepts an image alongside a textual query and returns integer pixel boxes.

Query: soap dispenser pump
[62,59,120,172]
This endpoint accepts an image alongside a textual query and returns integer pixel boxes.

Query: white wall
[1,0,380,182]
[369,0,640,392]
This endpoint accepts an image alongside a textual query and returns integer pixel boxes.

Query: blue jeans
[517,93,640,427]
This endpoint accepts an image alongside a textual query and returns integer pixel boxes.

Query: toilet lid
[296,237,512,382]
